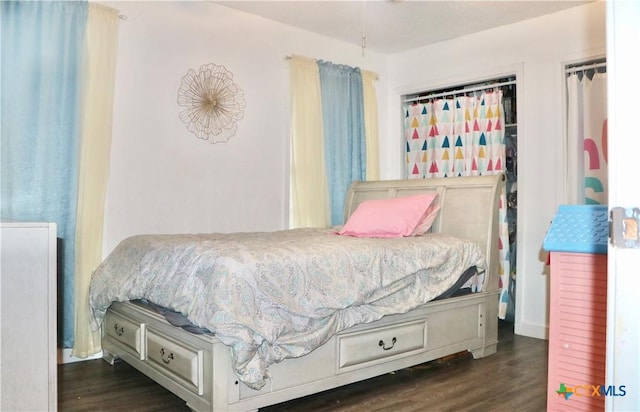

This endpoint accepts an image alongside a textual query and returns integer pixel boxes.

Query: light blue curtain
[317,61,366,225]
[1,0,88,348]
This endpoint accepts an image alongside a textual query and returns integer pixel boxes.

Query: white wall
[103,1,389,253]
[385,1,606,339]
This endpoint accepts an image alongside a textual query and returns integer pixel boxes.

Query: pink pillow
[338,193,438,238]
[411,201,441,236]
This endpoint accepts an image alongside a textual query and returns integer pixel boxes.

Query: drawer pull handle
[378,337,397,351]
[114,324,124,336]
[160,348,174,364]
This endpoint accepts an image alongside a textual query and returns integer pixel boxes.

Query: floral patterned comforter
[89,228,486,389]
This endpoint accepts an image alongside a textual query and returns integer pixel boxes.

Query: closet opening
[402,76,518,323]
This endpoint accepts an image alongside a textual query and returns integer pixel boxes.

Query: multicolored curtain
[403,90,512,319]
[566,70,608,205]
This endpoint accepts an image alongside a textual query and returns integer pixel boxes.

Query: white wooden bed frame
[102,174,504,411]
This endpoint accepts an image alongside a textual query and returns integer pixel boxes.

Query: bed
[89,174,503,411]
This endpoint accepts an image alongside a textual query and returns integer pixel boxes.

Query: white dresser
[1,221,58,411]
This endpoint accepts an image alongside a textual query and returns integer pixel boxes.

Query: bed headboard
[343,174,504,292]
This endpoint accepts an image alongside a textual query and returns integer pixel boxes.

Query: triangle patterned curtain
[403,90,512,319]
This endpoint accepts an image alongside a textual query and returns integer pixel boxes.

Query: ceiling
[215,1,592,54]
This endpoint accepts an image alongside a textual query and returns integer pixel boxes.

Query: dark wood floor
[59,321,548,411]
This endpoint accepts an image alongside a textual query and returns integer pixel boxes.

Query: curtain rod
[285,55,379,80]
[404,79,516,104]
[565,61,607,74]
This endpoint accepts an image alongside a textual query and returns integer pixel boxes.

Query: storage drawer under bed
[145,328,205,396]
[104,310,146,360]
[337,320,428,372]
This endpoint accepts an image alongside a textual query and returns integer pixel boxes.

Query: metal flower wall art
[177,63,247,143]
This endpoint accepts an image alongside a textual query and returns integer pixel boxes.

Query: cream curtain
[362,70,380,181]
[289,55,331,229]
[72,3,120,357]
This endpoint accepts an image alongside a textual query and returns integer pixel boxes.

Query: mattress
[134,265,478,335]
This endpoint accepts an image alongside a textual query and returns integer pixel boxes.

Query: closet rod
[404,79,516,104]
[565,61,607,74]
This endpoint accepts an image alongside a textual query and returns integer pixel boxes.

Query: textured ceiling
[216,1,592,54]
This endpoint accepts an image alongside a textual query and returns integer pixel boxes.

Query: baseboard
[514,320,549,340]
[57,348,103,364]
